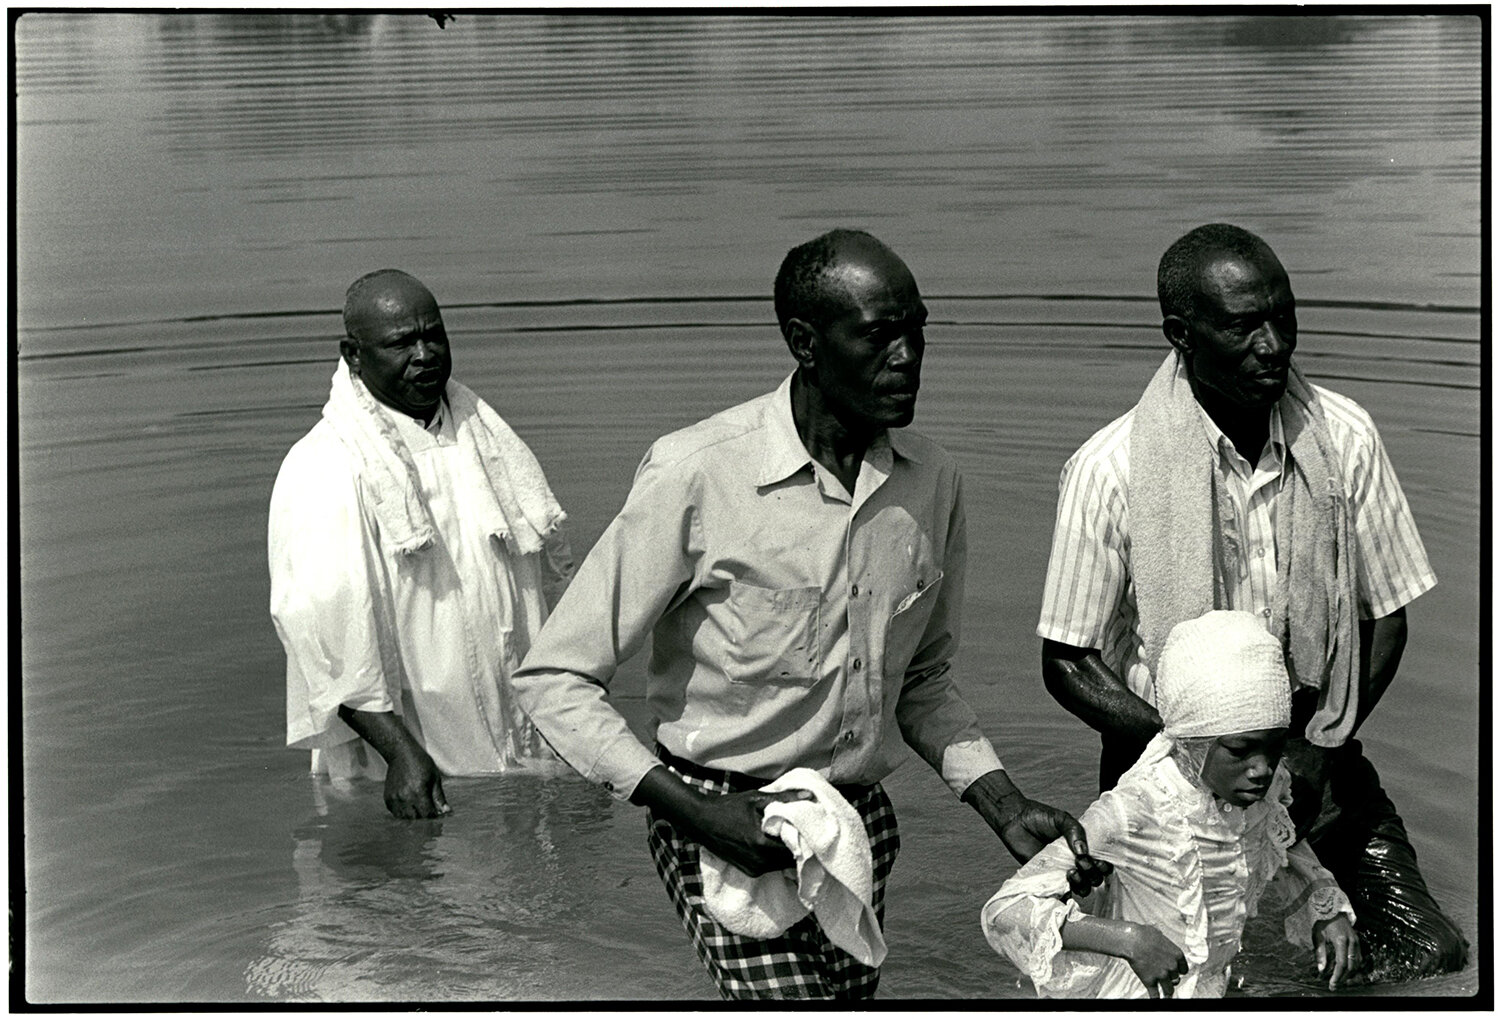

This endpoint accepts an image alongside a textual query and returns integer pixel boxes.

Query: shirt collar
[374,393,449,442]
[757,372,924,487]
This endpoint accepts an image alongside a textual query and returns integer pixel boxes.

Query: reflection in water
[247,773,623,1002]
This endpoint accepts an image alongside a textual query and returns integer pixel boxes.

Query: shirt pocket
[721,581,823,686]
[884,569,945,677]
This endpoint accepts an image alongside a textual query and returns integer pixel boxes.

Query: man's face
[1171,251,1297,410]
[1200,727,1287,807]
[805,250,928,431]
[345,287,452,420]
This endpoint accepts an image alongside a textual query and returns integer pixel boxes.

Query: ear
[782,317,819,369]
[339,338,361,375]
[1162,315,1193,357]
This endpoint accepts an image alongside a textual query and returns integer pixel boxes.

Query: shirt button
[1256,547,1267,558]
[851,584,859,598]
[1261,607,1272,618]
[916,579,925,590]
[852,658,862,671]
[841,731,856,743]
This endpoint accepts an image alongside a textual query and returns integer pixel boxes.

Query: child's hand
[1312,915,1362,989]
[1123,924,1189,998]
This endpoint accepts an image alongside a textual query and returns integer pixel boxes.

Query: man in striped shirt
[1036,223,1466,981]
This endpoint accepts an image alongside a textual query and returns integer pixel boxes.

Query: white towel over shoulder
[320,359,565,557]
[699,768,887,967]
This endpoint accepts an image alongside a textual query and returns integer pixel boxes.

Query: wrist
[961,769,1028,828]
[630,765,707,821]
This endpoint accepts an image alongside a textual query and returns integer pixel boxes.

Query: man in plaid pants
[514,229,1106,999]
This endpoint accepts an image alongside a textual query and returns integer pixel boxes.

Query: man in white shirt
[270,269,572,819]
[513,230,1105,999]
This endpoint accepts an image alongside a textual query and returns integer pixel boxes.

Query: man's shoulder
[281,418,344,462]
[276,419,355,486]
[1310,383,1379,439]
[1063,407,1136,476]
[890,425,959,474]
[641,389,777,474]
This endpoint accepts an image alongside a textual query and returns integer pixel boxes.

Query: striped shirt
[1037,362,1436,703]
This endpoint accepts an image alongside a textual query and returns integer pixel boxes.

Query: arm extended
[337,706,448,819]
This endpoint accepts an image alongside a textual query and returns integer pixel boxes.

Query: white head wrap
[1155,610,1291,740]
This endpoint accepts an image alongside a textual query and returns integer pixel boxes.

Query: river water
[15,12,1482,1002]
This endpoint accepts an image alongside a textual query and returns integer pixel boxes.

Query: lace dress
[981,733,1354,998]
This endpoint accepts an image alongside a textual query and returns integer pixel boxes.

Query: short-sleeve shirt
[1037,364,1435,703]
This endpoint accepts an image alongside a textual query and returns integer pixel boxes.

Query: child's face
[1201,727,1288,807]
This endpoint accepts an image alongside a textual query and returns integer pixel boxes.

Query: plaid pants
[646,760,901,1000]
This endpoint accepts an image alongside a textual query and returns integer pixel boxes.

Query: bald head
[339,268,452,421]
[343,269,440,344]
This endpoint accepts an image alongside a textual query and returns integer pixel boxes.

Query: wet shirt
[982,737,1354,998]
[512,373,1004,800]
[270,397,572,779]
[1036,362,1435,705]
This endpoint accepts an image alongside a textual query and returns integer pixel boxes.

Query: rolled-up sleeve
[511,452,698,800]
[269,439,396,750]
[893,478,1006,795]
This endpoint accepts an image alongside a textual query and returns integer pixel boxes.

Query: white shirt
[982,740,1354,998]
[269,398,571,779]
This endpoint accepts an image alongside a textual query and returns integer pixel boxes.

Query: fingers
[755,789,815,807]
[1330,935,1358,988]
[1063,817,1091,861]
[432,775,452,816]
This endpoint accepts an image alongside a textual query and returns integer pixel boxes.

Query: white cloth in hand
[699,768,887,967]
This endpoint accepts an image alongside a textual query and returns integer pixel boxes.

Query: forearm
[1060,915,1149,960]
[1041,641,1162,741]
[628,761,802,877]
[336,706,430,766]
[897,660,1007,795]
[629,763,702,820]
[960,768,1026,827]
[1352,610,1407,735]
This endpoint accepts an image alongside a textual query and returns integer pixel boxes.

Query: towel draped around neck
[1128,352,1358,748]
[321,358,565,557]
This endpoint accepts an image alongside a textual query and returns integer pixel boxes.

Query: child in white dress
[982,610,1361,998]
